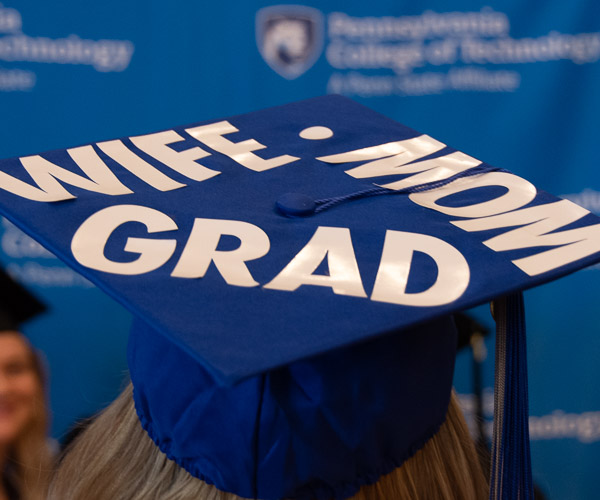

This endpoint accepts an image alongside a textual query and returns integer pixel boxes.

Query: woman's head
[48,315,488,499]
[125,315,459,499]
[50,384,487,500]
[0,329,46,449]
[0,329,51,500]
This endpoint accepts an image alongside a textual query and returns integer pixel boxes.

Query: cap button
[276,193,316,217]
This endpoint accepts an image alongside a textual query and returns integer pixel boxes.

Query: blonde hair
[351,390,488,500]
[49,384,487,500]
[2,331,53,500]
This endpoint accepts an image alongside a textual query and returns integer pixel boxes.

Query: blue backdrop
[1,1,598,498]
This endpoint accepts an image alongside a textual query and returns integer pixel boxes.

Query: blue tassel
[490,293,533,500]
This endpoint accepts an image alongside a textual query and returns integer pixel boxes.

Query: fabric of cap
[129,315,458,500]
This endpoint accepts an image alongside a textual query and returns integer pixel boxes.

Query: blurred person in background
[0,269,53,500]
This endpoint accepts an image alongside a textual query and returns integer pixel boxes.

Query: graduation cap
[0,95,599,499]
[0,266,47,331]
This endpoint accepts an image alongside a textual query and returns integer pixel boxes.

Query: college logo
[256,5,324,79]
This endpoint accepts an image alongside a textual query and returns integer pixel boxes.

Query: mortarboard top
[0,266,47,331]
[0,95,599,499]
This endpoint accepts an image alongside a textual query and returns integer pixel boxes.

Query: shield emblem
[256,5,324,80]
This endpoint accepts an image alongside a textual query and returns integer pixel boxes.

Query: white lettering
[377,151,480,190]
[453,199,600,275]
[317,135,445,170]
[68,146,133,195]
[130,130,221,182]
[410,172,536,217]
[71,205,177,275]
[97,140,187,192]
[1,146,134,202]
[0,165,73,202]
[186,121,300,172]
[371,230,469,306]
[264,226,367,297]
[172,218,270,287]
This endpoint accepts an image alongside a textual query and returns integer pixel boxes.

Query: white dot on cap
[299,126,334,140]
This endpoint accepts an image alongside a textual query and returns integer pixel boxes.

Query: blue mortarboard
[0,95,599,499]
